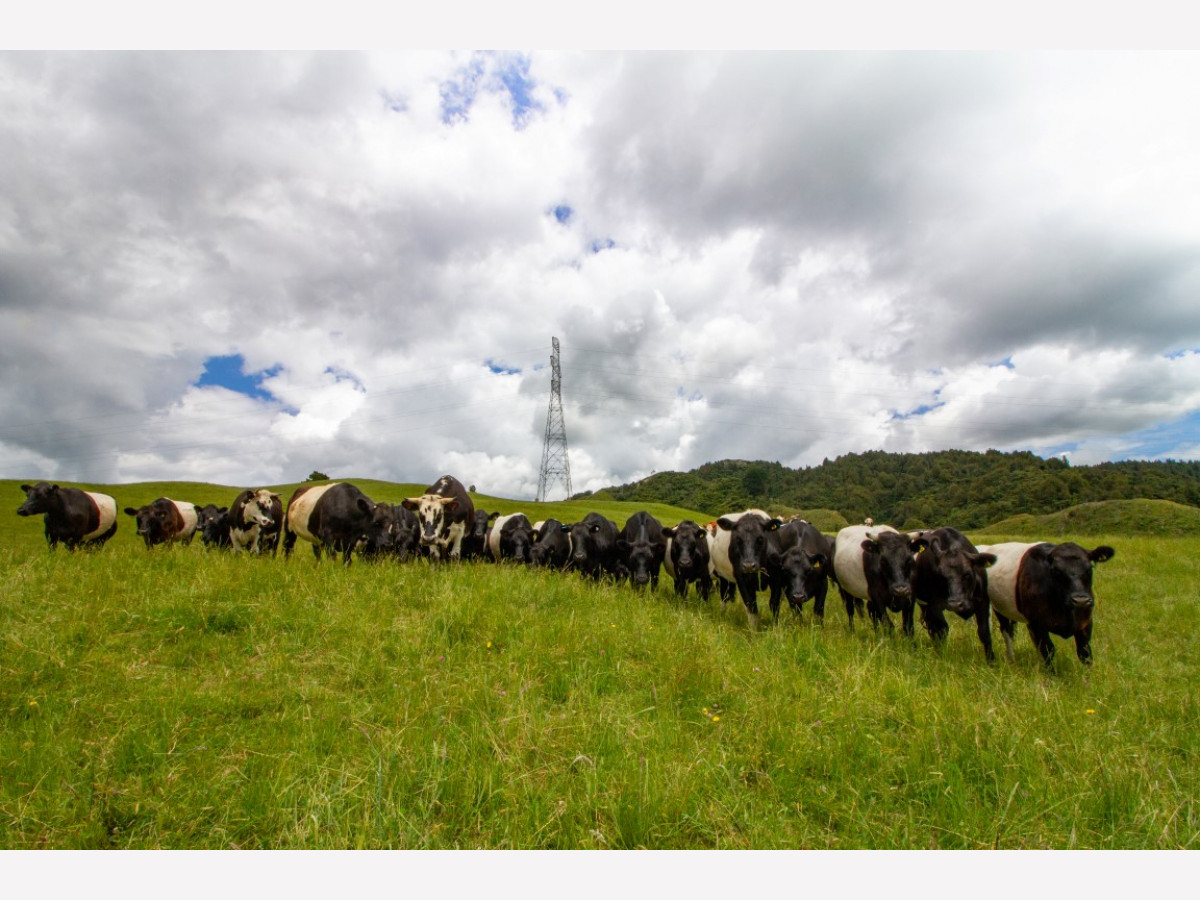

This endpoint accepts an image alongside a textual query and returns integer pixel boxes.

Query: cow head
[17,482,58,516]
[861,530,919,612]
[401,493,459,546]
[779,545,828,613]
[718,513,782,578]
[245,489,280,529]
[1029,542,1116,612]
[664,521,709,575]
[124,500,179,547]
[196,504,230,547]
[913,531,997,616]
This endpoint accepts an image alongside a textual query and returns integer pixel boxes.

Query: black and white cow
[709,510,784,630]
[196,504,232,549]
[563,512,620,580]
[662,520,713,602]
[282,482,377,566]
[616,510,667,590]
[831,523,922,634]
[487,513,536,563]
[766,519,833,621]
[460,509,495,561]
[228,489,283,555]
[530,518,571,569]
[977,541,1116,667]
[17,482,118,550]
[124,498,199,549]
[401,475,475,561]
[911,527,998,661]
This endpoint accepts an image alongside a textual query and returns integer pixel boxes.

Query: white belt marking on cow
[84,492,117,541]
[288,483,338,544]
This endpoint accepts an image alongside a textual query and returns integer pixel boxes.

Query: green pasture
[2,479,1198,848]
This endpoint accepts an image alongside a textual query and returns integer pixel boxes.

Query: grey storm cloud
[2,50,1200,496]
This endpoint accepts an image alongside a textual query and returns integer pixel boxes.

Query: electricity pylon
[536,337,573,502]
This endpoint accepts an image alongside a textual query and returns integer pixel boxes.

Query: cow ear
[124,507,137,516]
[975,552,997,568]
[357,498,373,514]
[861,538,880,554]
[560,523,571,532]
[910,536,930,554]
[401,498,420,510]
[716,517,737,532]
[1090,546,1116,564]
[661,526,676,539]
[20,484,31,492]
[1028,543,1055,564]
[768,518,782,531]
[811,553,827,571]
[487,511,501,522]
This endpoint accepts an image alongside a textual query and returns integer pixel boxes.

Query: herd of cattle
[16,475,1116,668]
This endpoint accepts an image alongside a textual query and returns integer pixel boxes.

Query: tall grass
[2,481,1198,848]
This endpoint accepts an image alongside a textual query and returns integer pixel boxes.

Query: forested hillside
[588,450,1200,529]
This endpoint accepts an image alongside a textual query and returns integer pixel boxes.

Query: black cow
[401,475,475,560]
[662,520,712,602]
[616,510,667,590]
[196,504,232,549]
[362,501,401,561]
[530,518,571,569]
[912,527,998,661]
[709,510,784,630]
[831,523,921,634]
[487,513,535,563]
[282,482,377,566]
[229,489,282,555]
[124,498,199,549]
[460,509,495,561]
[766,519,832,621]
[17,482,118,550]
[563,512,620,580]
[979,541,1116,667]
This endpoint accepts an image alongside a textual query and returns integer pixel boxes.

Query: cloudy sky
[2,49,1199,500]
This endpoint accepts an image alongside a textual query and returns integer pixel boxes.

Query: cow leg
[736,574,761,631]
[697,573,712,604]
[1074,622,1093,666]
[718,577,735,607]
[1028,624,1057,667]
[839,586,857,629]
[975,607,996,662]
[994,612,1017,662]
[283,529,297,559]
[812,580,827,623]
[901,602,916,638]
[768,581,783,621]
[920,605,949,645]
[312,542,323,561]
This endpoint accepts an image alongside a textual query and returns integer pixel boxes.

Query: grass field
[3,479,1198,848]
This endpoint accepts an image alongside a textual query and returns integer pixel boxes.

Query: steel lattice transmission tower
[536,337,573,502]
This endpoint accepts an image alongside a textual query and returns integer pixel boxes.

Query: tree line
[586,449,1200,530]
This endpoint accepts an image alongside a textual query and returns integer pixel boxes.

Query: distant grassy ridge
[985,499,1200,537]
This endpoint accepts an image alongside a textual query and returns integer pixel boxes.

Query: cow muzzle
[1069,593,1095,610]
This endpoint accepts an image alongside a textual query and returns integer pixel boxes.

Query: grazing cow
[662,520,713,602]
[563,512,621,580]
[615,511,668,590]
[767,519,833,621]
[710,510,784,630]
[487,513,536,563]
[460,509,495,561]
[124,498,198,549]
[977,541,1116,666]
[228,489,283,555]
[196,504,232,549]
[401,475,475,561]
[831,523,921,634]
[911,527,998,661]
[282,482,377,566]
[530,518,572,569]
[17,482,118,550]
[362,502,401,561]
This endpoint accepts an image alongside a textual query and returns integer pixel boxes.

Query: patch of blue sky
[891,401,946,421]
[439,52,546,129]
[324,365,366,392]
[486,359,522,376]
[552,204,573,224]
[991,356,1016,370]
[1103,409,1200,461]
[195,354,281,402]
[590,237,616,254]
